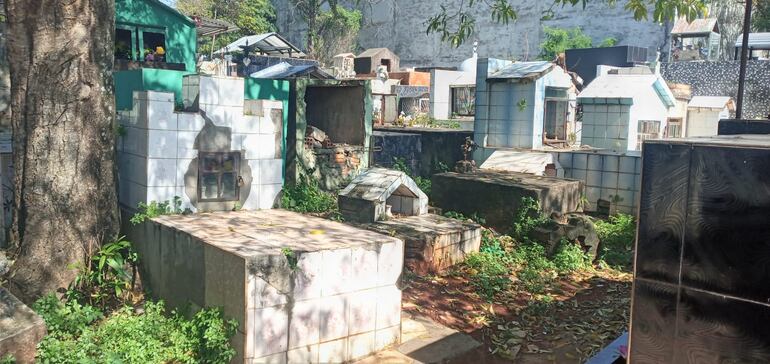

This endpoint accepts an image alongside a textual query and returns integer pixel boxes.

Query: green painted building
[115,0,197,71]
[114,0,197,110]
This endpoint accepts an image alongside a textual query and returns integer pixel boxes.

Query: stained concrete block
[0,288,47,363]
[358,214,482,274]
[431,171,583,233]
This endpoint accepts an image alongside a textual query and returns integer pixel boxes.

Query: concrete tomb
[128,209,404,363]
[431,170,583,233]
[340,168,481,274]
[338,168,429,223]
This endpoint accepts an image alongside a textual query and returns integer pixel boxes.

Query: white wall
[118,76,284,213]
[627,84,671,152]
[686,107,729,137]
[429,69,475,120]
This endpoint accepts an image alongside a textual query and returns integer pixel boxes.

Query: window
[198,152,241,202]
[637,120,661,150]
[115,28,134,60]
[544,87,569,141]
[114,23,166,62]
[666,118,682,138]
[141,30,166,61]
[451,86,476,117]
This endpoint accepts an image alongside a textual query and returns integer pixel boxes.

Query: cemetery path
[402,268,632,363]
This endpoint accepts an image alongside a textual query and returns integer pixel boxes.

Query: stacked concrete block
[130,210,404,363]
[117,75,284,213]
[360,214,482,275]
[554,150,641,214]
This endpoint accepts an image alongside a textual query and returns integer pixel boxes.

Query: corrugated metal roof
[671,18,718,35]
[487,61,554,80]
[688,96,734,109]
[735,33,770,48]
[357,48,397,59]
[214,33,305,57]
[249,62,332,79]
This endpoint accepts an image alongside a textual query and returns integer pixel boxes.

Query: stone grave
[339,168,481,274]
[0,288,46,363]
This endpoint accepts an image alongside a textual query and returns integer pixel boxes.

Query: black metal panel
[674,289,770,363]
[635,143,690,284]
[565,46,650,85]
[682,146,770,302]
[631,137,770,362]
[718,118,770,135]
[629,280,677,363]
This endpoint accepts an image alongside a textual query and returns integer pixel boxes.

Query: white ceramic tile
[374,325,401,351]
[146,158,176,187]
[243,184,261,211]
[253,305,289,358]
[146,186,176,204]
[198,76,220,105]
[318,338,347,363]
[375,286,401,329]
[177,131,197,159]
[215,77,245,107]
[252,352,287,364]
[377,241,403,287]
[260,111,280,135]
[147,129,178,158]
[146,100,177,130]
[259,159,283,185]
[176,158,193,188]
[259,184,282,210]
[248,274,288,309]
[347,331,375,361]
[350,247,378,291]
[320,295,349,342]
[234,115,262,134]
[322,248,352,296]
[122,126,148,156]
[348,289,377,335]
[287,345,319,364]
[145,90,175,102]
[288,299,320,349]
[118,152,147,185]
[243,134,276,160]
[293,252,323,300]
[177,112,205,131]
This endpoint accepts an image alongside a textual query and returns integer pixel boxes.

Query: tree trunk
[4,0,119,303]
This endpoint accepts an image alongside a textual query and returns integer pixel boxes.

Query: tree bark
[4,0,119,303]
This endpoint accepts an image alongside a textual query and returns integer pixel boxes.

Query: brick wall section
[661,60,770,119]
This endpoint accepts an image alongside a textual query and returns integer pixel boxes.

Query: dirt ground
[402,267,632,363]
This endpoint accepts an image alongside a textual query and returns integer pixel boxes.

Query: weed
[465,251,511,300]
[511,197,552,241]
[551,239,592,274]
[595,213,636,269]
[66,236,138,309]
[443,211,487,226]
[130,196,184,225]
[34,298,237,363]
[281,174,337,214]
[0,355,14,364]
[281,247,299,271]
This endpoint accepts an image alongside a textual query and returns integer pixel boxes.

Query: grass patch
[34,296,237,363]
[595,213,636,269]
[281,174,339,218]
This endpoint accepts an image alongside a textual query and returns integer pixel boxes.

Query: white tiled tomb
[132,210,404,363]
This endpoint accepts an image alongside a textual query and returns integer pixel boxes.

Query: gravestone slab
[0,288,46,363]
